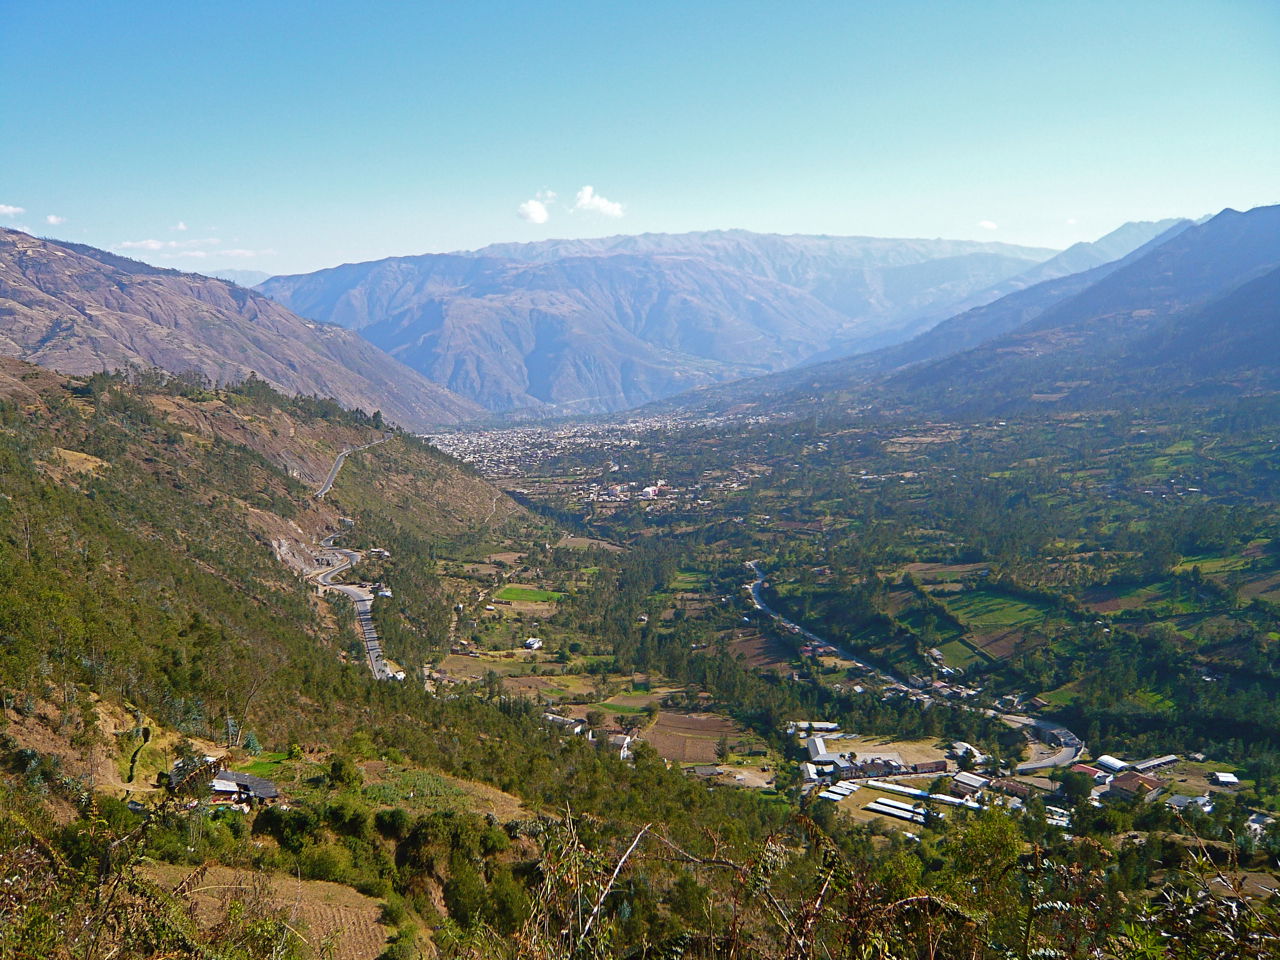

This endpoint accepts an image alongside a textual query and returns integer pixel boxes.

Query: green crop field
[495,585,565,602]
[944,589,1049,630]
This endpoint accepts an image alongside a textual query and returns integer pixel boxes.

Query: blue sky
[3,1,1278,274]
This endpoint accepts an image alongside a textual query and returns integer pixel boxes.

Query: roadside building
[912,760,947,775]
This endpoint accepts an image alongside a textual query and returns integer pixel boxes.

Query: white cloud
[218,248,274,258]
[1066,217,1078,225]
[518,198,550,224]
[574,185,623,218]
[173,220,188,231]
[977,219,998,231]
[0,204,25,218]
[165,247,273,260]
[46,214,66,225]
[118,237,220,251]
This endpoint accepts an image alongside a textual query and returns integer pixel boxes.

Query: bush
[330,755,364,789]
[375,807,411,841]
[300,842,353,883]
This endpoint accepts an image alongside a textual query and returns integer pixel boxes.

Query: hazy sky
[3,1,1278,274]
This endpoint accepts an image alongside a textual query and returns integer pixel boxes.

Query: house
[991,778,1034,799]
[912,760,947,775]
[1095,755,1129,773]
[949,741,989,764]
[1247,812,1275,837]
[608,734,635,760]
[1107,772,1163,802]
[952,771,990,796]
[210,769,279,804]
[690,765,721,779]
[523,637,544,650]
[542,713,586,735]
[801,762,821,782]
[1166,794,1213,815]
[1210,771,1240,787]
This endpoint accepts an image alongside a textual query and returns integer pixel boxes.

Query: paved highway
[307,431,395,681]
[745,561,1083,772]
[313,531,394,681]
[315,436,391,500]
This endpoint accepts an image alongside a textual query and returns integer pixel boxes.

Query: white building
[1095,755,1129,773]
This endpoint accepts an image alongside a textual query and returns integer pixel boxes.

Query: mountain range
[257,232,1067,414]
[4,209,1267,431]
[659,205,1280,418]
[0,230,481,429]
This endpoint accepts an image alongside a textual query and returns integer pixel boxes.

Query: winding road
[744,561,1083,773]
[315,436,391,500]
[307,440,396,681]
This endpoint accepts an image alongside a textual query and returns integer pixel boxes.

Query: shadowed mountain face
[656,205,1280,419]
[259,231,1058,414]
[886,205,1280,411]
[0,230,482,429]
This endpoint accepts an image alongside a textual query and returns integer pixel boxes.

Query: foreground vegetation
[5,360,1280,957]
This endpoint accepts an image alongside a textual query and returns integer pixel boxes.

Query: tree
[329,755,363,789]
[1058,770,1094,805]
[715,734,731,762]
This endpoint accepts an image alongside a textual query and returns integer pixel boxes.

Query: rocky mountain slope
[259,232,1056,414]
[660,205,1279,419]
[0,230,482,429]
[884,205,1280,410]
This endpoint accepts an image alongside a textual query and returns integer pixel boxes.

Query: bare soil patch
[971,629,1022,660]
[829,736,948,767]
[728,630,793,671]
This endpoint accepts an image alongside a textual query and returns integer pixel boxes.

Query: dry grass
[826,735,948,767]
[144,863,392,960]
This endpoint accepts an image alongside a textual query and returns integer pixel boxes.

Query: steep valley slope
[0,229,482,430]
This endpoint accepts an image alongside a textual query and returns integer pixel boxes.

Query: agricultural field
[145,864,391,960]
[493,585,564,603]
[942,588,1053,660]
[727,629,795,672]
[642,712,742,763]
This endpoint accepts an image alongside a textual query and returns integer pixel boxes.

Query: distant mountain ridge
[654,205,1280,419]
[259,230,1060,414]
[0,229,481,429]
[208,268,272,287]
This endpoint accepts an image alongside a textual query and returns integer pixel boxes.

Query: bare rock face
[0,229,482,430]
